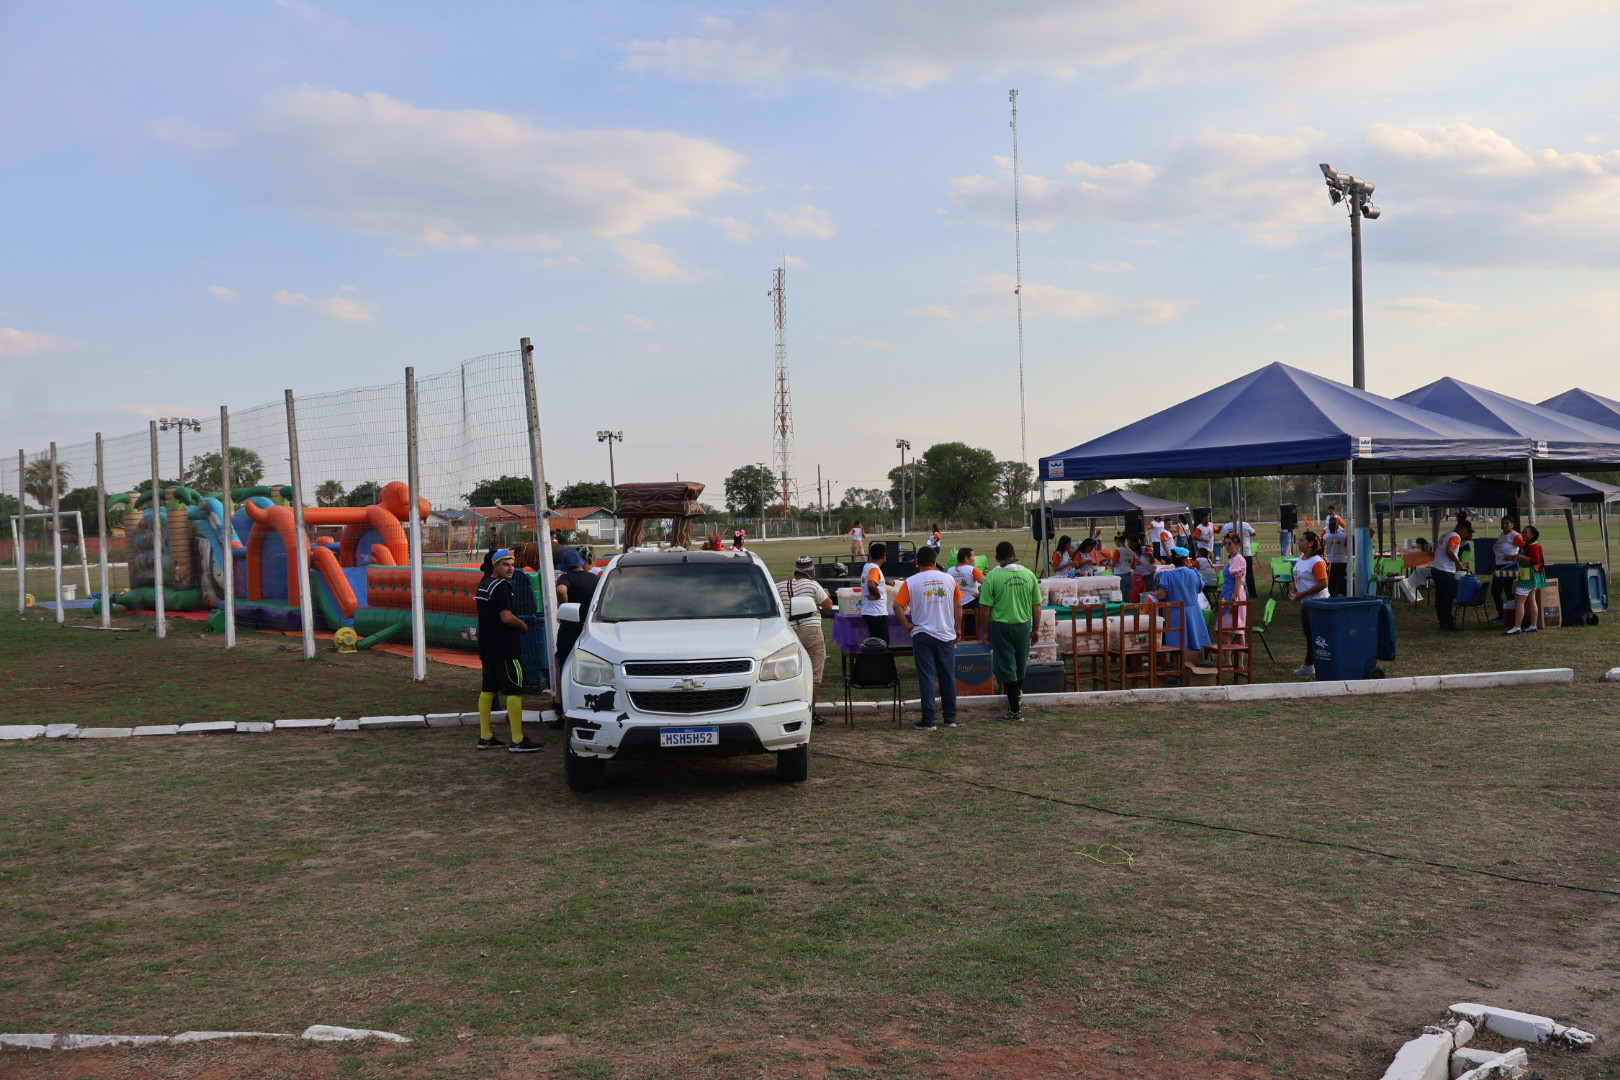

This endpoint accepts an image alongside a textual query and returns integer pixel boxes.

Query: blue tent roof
[1039,363,1526,482]
[1396,378,1620,464]
[1050,486,1188,517]
[1539,387,1620,431]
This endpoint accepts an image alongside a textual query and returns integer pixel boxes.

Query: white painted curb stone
[132,725,179,736]
[1604,666,1620,682]
[0,726,46,740]
[274,718,335,730]
[1447,1003,1594,1048]
[178,722,236,735]
[1379,1031,1451,1080]
[1453,1047,1527,1080]
[75,728,133,739]
[170,1030,296,1044]
[45,724,78,738]
[357,715,426,730]
[236,722,274,734]
[425,713,464,728]
[332,718,360,731]
[299,1024,411,1043]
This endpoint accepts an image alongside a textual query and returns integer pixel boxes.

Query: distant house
[550,506,619,541]
[469,503,579,544]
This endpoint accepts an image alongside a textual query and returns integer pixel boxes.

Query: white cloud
[273,286,378,322]
[1583,290,1620,314]
[620,0,1596,92]
[613,239,707,281]
[835,334,897,349]
[0,327,85,357]
[712,215,754,243]
[1090,261,1135,273]
[767,203,836,239]
[624,314,655,331]
[160,89,747,258]
[782,254,807,268]
[951,131,1325,249]
[205,285,239,302]
[909,275,1186,327]
[1378,297,1481,326]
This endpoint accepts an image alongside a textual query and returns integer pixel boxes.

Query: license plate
[659,726,719,748]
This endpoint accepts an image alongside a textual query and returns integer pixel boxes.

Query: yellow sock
[478,692,496,739]
[506,695,524,744]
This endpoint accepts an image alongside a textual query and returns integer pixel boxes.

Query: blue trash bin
[1544,563,1608,626]
[1302,595,1396,681]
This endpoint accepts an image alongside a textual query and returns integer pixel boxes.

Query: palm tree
[315,480,346,507]
[22,454,71,509]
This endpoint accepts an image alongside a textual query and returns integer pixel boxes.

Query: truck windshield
[594,563,780,622]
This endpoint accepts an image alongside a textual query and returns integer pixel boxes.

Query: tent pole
[1566,508,1578,562]
[1602,501,1611,570]
[1038,479,1048,575]
[1526,456,1537,527]
[1346,456,1358,596]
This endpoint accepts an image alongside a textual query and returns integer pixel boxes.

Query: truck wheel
[563,727,606,792]
[776,743,809,783]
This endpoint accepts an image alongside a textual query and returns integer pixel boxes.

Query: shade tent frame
[1049,487,1190,518]
[1038,364,1620,594]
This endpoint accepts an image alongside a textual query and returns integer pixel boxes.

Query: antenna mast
[770,263,794,519]
[1009,88,1027,474]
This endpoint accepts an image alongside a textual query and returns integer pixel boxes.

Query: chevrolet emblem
[671,678,707,691]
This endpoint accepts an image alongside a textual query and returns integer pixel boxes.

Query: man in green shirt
[977,540,1042,722]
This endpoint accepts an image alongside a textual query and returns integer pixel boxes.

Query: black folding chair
[843,640,902,728]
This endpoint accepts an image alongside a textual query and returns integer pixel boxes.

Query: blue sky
[4,0,1620,503]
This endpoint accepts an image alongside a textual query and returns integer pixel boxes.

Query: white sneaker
[1291,665,1315,677]
[1504,627,1520,636]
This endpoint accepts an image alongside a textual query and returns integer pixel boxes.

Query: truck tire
[563,726,606,792]
[776,742,809,783]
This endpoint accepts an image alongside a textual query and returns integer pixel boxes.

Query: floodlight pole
[895,439,910,537]
[1322,164,1381,596]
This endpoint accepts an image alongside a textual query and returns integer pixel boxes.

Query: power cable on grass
[813,750,1620,898]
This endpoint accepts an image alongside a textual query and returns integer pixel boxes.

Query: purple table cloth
[832,612,911,653]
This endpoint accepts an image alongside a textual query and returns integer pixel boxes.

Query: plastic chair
[1065,606,1111,692]
[1269,557,1293,598]
[1454,574,1489,629]
[1213,598,1254,684]
[1373,556,1406,599]
[1249,597,1278,663]
[843,641,902,728]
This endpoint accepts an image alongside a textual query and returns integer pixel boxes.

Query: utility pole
[816,463,823,535]
[1009,89,1028,485]
[597,430,623,546]
[895,439,911,537]
[159,417,201,485]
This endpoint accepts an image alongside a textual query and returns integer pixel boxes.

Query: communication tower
[769,264,794,517]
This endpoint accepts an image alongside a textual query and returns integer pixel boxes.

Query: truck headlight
[571,649,615,687]
[759,641,802,682]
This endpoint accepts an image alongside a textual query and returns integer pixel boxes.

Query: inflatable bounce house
[108,481,547,673]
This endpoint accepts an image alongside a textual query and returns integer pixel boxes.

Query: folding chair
[1373,556,1406,600]
[1454,574,1490,629]
[1114,603,1158,689]
[1065,606,1111,692]
[1213,598,1255,684]
[843,644,902,728]
[1249,597,1278,663]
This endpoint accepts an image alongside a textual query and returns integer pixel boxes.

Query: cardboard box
[953,642,994,696]
[1183,662,1219,687]
[1539,581,1561,629]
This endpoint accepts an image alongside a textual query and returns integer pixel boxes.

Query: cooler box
[953,642,994,696]
[1543,563,1606,626]
[1302,595,1396,681]
[1023,660,1064,695]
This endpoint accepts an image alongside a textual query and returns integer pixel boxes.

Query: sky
[4,0,1620,504]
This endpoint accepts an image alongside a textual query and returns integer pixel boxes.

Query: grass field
[2,614,1619,1079]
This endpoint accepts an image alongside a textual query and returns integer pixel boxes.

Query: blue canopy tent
[1539,388,1620,432]
[1038,363,1536,594]
[1521,472,1620,567]
[1050,487,1188,517]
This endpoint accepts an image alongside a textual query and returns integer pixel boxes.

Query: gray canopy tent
[1374,476,1576,563]
[1520,472,1620,566]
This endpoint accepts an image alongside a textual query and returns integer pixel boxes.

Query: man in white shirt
[895,547,963,730]
[1431,519,1472,632]
[778,555,835,725]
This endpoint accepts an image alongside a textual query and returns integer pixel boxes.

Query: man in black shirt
[475,549,541,752]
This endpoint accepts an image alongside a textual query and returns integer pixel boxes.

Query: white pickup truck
[555,549,814,791]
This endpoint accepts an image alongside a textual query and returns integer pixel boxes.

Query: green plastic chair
[1268,557,1292,598]
[1250,597,1278,662]
[974,554,989,571]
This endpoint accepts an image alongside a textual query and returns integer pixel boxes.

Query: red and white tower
[769,264,794,518]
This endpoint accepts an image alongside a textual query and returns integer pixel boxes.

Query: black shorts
[481,656,524,695]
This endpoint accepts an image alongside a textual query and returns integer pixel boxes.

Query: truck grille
[623,659,752,677]
[629,688,749,715]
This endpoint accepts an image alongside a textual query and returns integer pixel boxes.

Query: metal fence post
[220,406,236,649]
[520,338,559,686]
[50,442,63,624]
[285,390,315,660]
[95,434,110,628]
[15,449,24,613]
[149,422,166,638]
[405,367,427,682]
